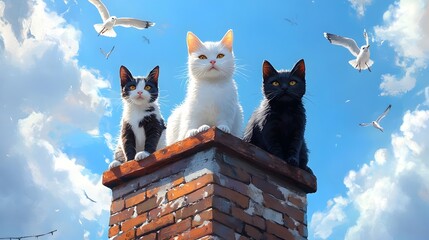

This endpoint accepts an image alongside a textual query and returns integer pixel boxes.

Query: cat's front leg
[217,124,231,134]
[185,124,210,137]
[135,151,150,161]
[108,160,122,169]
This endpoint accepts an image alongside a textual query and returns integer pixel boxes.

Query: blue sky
[1,0,429,239]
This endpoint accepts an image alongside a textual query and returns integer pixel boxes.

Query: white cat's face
[187,30,235,81]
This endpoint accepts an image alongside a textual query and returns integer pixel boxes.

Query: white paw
[186,129,199,138]
[108,160,121,169]
[217,125,230,134]
[197,125,210,133]
[135,151,150,161]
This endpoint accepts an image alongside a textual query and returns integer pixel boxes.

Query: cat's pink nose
[137,91,143,95]
[210,60,216,65]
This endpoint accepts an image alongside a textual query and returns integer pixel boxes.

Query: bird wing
[83,190,97,203]
[363,29,369,46]
[115,18,155,29]
[88,0,110,21]
[106,45,115,58]
[376,104,392,122]
[99,48,107,57]
[324,32,360,57]
[359,122,371,127]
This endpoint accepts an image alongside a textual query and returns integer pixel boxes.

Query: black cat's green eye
[144,85,151,91]
[198,55,207,60]
[272,81,280,86]
[129,85,136,90]
[217,53,225,59]
[289,80,297,86]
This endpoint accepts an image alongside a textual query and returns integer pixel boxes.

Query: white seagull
[100,45,115,59]
[359,104,391,132]
[324,29,373,72]
[88,0,155,37]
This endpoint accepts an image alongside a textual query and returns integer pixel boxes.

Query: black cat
[243,59,312,173]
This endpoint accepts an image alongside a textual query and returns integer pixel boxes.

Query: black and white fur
[109,65,165,169]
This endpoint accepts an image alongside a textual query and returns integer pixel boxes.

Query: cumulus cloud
[0,0,111,238]
[374,0,429,96]
[310,107,429,239]
[348,0,372,17]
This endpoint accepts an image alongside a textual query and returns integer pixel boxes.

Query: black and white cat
[109,65,166,169]
[243,59,312,173]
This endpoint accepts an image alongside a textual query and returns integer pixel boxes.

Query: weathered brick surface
[103,128,315,239]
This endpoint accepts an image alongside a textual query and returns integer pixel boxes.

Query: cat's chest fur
[123,105,157,149]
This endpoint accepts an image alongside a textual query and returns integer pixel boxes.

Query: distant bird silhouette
[88,0,155,37]
[83,190,97,203]
[359,104,391,132]
[100,45,115,59]
[142,35,150,44]
[324,29,373,72]
[283,17,298,26]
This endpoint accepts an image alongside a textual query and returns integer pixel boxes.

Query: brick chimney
[103,127,317,239]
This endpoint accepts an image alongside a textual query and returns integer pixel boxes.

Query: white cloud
[348,0,372,17]
[310,107,429,239]
[0,0,111,238]
[374,0,429,96]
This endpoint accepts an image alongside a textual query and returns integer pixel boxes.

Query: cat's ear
[220,29,233,52]
[148,65,159,86]
[187,31,203,55]
[120,65,133,87]
[291,59,305,80]
[262,60,277,81]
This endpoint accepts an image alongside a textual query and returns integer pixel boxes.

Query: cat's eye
[144,85,152,91]
[272,81,280,86]
[217,53,225,59]
[289,80,297,86]
[198,55,207,60]
[129,85,136,90]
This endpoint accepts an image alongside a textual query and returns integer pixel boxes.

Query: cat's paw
[108,160,122,169]
[135,151,150,161]
[197,125,210,133]
[185,129,199,138]
[286,156,299,167]
[217,125,230,134]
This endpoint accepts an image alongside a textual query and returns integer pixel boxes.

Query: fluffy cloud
[374,0,429,96]
[310,106,429,239]
[348,0,372,17]
[0,0,111,238]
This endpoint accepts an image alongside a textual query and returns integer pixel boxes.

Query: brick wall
[103,128,317,240]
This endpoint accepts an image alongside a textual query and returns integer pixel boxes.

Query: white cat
[166,29,243,145]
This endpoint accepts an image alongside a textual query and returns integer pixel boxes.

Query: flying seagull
[83,190,97,203]
[100,45,115,59]
[359,104,391,132]
[88,0,155,37]
[142,35,150,44]
[324,29,373,72]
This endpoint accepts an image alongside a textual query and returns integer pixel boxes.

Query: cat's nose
[137,91,143,95]
[210,60,216,65]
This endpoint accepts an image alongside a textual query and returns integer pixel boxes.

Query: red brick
[212,209,243,232]
[192,208,214,227]
[219,160,251,184]
[108,224,119,238]
[121,213,148,232]
[136,197,158,215]
[262,232,283,240]
[114,228,135,240]
[297,223,308,238]
[218,174,249,197]
[231,206,265,230]
[283,215,296,230]
[140,232,156,240]
[266,221,295,240]
[125,191,146,208]
[176,196,213,220]
[112,179,139,200]
[186,183,215,203]
[263,192,305,223]
[167,174,215,201]
[252,176,285,200]
[245,224,263,239]
[212,221,235,239]
[146,175,185,199]
[148,196,186,221]
[110,208,135,225]
[175,221,213,240]
[159,217,192,239]
[283,204,305,224]
[111,199,125,214]
[214,184,249,209]
[288,195,306,211]
[136,213,174,237]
